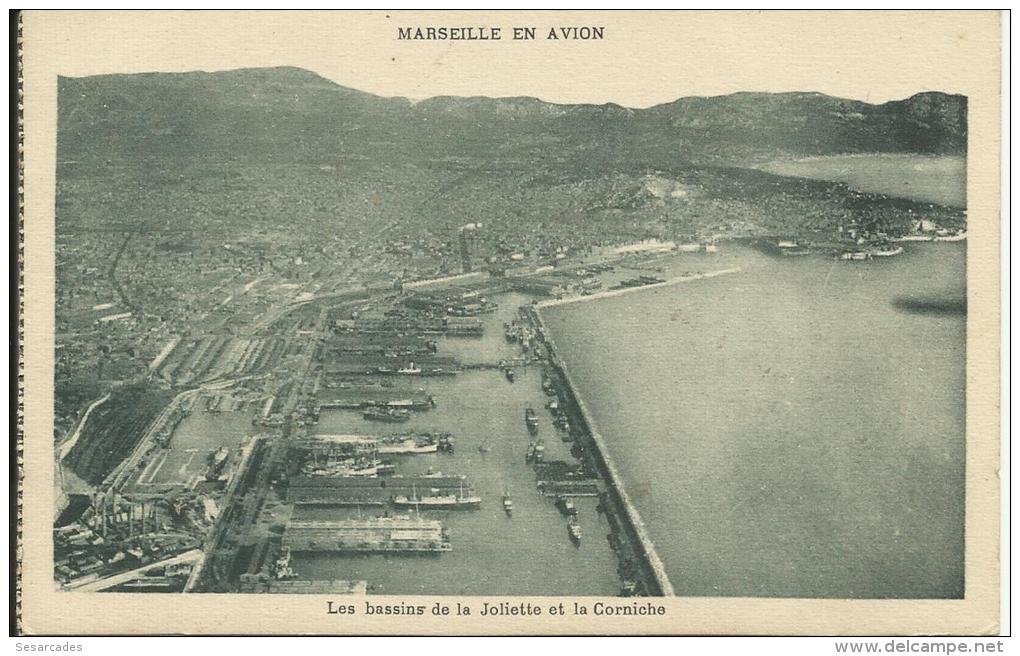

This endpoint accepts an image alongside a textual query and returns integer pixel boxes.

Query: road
[66,548,204,592]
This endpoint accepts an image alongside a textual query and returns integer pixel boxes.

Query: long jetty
[529,308,676,596]
[536,267,741,309]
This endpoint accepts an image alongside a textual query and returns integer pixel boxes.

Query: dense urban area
[53,67,966,594]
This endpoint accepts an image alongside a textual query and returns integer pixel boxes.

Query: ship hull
[393,498,481,510]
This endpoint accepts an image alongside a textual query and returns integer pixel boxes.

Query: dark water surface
[542,244,966,598]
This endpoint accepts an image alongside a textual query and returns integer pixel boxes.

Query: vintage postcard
[17,10,1003,635]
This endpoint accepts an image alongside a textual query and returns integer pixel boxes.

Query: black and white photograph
[16,9,1003,637]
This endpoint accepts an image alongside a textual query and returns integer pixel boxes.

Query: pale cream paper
[19,9,1002,635]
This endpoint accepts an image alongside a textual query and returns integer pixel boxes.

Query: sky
[26,10,999,107]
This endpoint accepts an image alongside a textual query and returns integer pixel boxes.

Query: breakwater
[535,267,742,309]
[529,307,675,596]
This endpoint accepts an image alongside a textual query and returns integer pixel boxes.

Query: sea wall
[530,307,675,596]
[535,267,741,309]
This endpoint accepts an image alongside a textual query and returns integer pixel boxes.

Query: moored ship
[377,435,438,454]
[392,484,481,510]
[567,517,582,545]
[274,546,297,580]
[205,447,230,481]
[363,407,412,423]
[301,457,380,477]
[555,495,578,517]
[871,245,905,257]
[283,515,452,553]
[616,275,666,289]
[525,407,539,432]
[754,238,812,257]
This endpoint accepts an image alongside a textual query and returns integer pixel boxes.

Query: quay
[529,306,676,596]
[287,474,472,506]
[283,516,452,553]
[266,579,368,594]
[322,355,460,377]
[319,335,437,358]
[535,267,742,309]
[316,386,434,410]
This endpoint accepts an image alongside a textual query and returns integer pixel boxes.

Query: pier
[287,474,472,506]
[283,517,452,553]
[535,267,742,309]
[529,307,676,596]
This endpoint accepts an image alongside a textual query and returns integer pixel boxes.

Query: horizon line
[58,65,968,111]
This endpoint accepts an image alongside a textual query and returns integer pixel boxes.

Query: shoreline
[58,392,112,461]
[531,308,676,596]
[536,267,743,309]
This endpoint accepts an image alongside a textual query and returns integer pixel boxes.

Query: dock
[319,335,437,358]
[287,474,472,506]
[317,385,434,410]
[267,579,368,594]
[530,307,676,596]
[283,516,451,553]
[535,267,741,309]
[322,355,460,377]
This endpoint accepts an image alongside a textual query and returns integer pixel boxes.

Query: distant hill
[54,66,967,243]
[57,66,966,169]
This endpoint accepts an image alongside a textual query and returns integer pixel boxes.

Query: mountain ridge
[57,66,967,169]
[59,65,964,113]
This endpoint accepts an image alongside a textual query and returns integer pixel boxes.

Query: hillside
[53,67,967,428]
[57,66,966,170]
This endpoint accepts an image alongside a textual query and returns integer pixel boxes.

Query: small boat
[502,491,513,516]
[525,442,536,464]
[555,495,577,517]
[525,408,539,432]
[871,245,905,257]
[567,518,582,545]
[505,369,515,382]
[363,407,412,423]
[397,362,422,375]
[533,441,545,464]
[273,546,297,580]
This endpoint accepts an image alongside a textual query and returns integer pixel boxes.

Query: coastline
[531,307,676,596]
[536,267,743,309]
